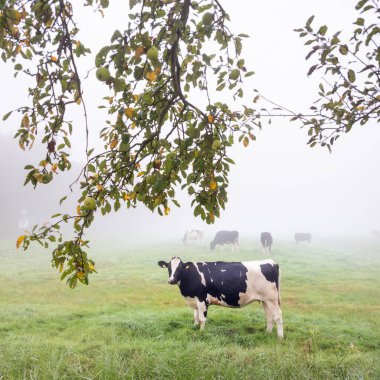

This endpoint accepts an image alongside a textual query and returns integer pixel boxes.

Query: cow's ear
[158,261,168,268]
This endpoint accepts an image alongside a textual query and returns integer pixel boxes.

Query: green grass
[0,237,379,379]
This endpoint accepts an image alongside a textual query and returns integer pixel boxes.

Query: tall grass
[0,237,379,379]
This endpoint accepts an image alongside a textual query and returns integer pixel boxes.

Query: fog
[1,0,379,244]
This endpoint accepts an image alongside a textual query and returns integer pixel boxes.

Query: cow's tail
[277,265,281,306]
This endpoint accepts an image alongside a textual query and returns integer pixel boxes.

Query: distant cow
[158,257,283,338]
[210,230,239,251]
[183,229,204,246]
[261,232,273,255]
[294,232,312,243]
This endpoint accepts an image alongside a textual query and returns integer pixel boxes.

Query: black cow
[260,232,273,255]
[158,257,283,338]
[294,232,312,243]
[210,230,239,251]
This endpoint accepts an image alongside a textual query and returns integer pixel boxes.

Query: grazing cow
[210,230,239,251]
[183,229,204,246]
[294,232,312,243]
[261,232,273,255]
[158,257,283,338]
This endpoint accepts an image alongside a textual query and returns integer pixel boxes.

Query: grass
[0,237,379,379]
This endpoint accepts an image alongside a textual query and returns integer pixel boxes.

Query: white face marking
[168,257,181,283]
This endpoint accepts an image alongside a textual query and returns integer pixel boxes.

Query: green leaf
[2,111,12,121]
[194,204,202,217]
[235,38,242,55]
[354,17,365,26]
[347,69,356,83]
[355,0,369,10]
[318,25,328,36]
[339,45,349,55]
[306,15,315,27]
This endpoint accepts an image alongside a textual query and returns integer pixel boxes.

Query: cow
[183,229,204,246]
[294,232,312,243]
[261,232,273,255]
[210,230,239,251]
[158,257,283,338]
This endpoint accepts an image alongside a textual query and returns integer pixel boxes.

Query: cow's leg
[262,302,273,333]
[196,300,208,330]
[193,309,200,327]
[263,301,284,339]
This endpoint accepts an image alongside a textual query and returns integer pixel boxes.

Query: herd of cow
[182,229,312,253]
[158,230,312,339]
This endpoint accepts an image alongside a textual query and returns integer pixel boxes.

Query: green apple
[96,67,111,82]
[83,197,96,211]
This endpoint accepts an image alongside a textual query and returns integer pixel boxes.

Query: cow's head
[158,257,184,285]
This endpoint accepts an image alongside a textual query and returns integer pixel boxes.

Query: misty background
[0,0,379,244]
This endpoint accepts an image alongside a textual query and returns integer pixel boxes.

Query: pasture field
[0,236,379,379]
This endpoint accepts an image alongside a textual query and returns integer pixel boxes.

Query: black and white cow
[210,230,239,251]
[158,257,284,338]
[260,232,273,255]
[183,229,204,246]
[294,232,312,243]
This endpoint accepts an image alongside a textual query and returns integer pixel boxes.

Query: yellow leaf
[96,184,103,191]
[133,94,140,102]
[209,212,215,223]
[59,263,64,273]
[207,114,214,123]
[110,138,118,149]
[124,192,136,200]
[76,271,85,279]
[16,235,25,249]
[51,55,58,62]
[164,207,170,216]
[125,107,134,118]
[21,114,29,127]
[135,46,145,58]
[209,180,217,190]
[137,171,146,177]
[355,105,365,111]
[51,163,58,173]
[75,96,81,105]
[88,263,95,270]
[243,136,249,147]
[131,122,136,129]
[77,205,81,216]
[146,71,157,82]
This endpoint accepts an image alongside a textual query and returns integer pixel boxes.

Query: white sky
[1,0,379,240]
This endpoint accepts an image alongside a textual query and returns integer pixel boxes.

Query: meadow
[0,236,379,379]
